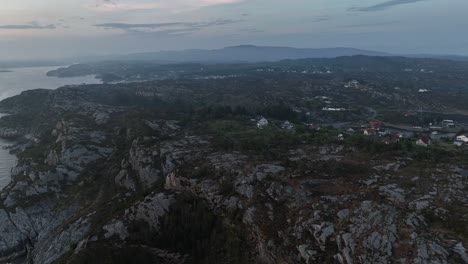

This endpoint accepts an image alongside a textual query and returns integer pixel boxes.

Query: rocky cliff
[0,82,466,264]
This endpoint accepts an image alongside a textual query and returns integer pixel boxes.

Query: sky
[0,0,467,60]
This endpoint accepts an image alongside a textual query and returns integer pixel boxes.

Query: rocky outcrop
[101,192,174,241]
[0,209,27,259]
[335,201,398,264]
[0,83,466,264]
[128,138,161,189]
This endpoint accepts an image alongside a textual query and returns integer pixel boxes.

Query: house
[418,89,430,93]
[382,133,401,145]
[378,129,388,136]
[416,137,432,147]
[392,133,402,142]
[308,124,321,131]
[430,126,443,131]
[371,121,382,128]
[257,117,269,128]
[456,135,468,143]
[442,120,455,127]
[337,134,344,141]
[282,121,294,130]
[454,141,464,147]
[364,128,377,136]
[315,96,330,100]
[344,80,359,88]
[322,107,346,111]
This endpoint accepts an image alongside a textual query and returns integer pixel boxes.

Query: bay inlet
[0,66,102,101]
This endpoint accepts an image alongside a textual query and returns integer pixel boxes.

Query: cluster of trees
[154,194,251,264]
[209,121,341,158]
[195,105,250,120]
[345,134,453,161]
[212,126,300,158]
[188,103,301,123]
[65,194,252,264]
[260,104,300,121]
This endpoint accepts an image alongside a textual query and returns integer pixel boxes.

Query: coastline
[0,113,17,190]
[0,66,102,101]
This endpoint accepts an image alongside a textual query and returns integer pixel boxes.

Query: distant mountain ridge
[2,46,467,67]
[79,45,391,63]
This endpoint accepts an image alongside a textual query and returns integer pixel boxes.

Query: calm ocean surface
[0,66,101,100]
[0,66,102,190]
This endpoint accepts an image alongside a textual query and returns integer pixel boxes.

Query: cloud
[59,16,85,22]
[95,19,243,33]
[128,28,201,36]
[343,21,398,28]
[351,0,428,12]
[0,21,56,30]
[314,16,330,22]
[241,28,264,33]
[91,2,163,12]
[196,0,244,6]
[90,0,245,12]
[95,22,191,30]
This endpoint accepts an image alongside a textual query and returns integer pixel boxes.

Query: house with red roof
[371,121,382,128]
[416,136,432,147]
[308,124,321,131]
[383,133,402,144]
[364,128,377,136]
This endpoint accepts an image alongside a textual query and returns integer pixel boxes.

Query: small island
[0,70,12,73]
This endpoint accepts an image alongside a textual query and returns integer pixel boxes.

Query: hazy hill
[79,45,390,63]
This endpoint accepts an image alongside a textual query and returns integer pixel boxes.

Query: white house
[344,80,359,88]
[456,135,468,143]
[315,96,330,100]
[322,107,346,111]
[281,121,294,130]
[442,120,455,127]
[257,117,269,128]
[337,134,344,141]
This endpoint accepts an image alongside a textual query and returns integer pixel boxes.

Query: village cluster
[254,116,468,148]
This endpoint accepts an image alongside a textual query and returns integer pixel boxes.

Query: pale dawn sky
[0,0,467,59]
